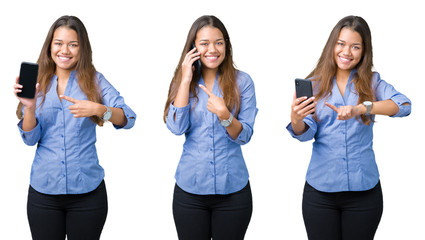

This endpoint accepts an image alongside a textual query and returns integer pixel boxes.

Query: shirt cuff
[390,95,412,118]
[286,120,315,142]
[17,119,41,146]
[225,122,252,145]
[114,106,136,129]
[166,102,191,135]
[168,102,191,120]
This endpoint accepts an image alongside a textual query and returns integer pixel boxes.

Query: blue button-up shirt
[166,71,258,195]
[287,70,411,192]
[18,71,136,195]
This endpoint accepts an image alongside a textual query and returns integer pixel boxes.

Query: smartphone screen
[295,78,314,114]
[18,62,39,99]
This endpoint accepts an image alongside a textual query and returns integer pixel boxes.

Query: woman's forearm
[21,108,37,132]
[368,100,407,116]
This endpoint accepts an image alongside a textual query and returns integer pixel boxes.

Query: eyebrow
[53,39,78,43]
[338,39,362,45]
[199,38,225,42]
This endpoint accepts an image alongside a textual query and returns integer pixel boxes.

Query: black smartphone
[191,43,201,73]
[18,62,39,99]
[295,78,314,113]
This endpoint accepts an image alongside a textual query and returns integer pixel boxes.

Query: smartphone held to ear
[18,62,39,99]
[295,78,314,114]
[191,43,201,73]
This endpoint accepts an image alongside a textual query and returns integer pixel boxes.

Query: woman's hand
[14,76,39,131]
[291,92,316,135]
[14,76,39,110]
[291,92,316,123]
[199,84,243,139]
[60,95,105,118]
[181,47,200,84]
[173,47,200,109]
[199,84,229,120]
[325,102,363,120]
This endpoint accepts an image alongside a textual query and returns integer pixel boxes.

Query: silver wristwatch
[219,113,233,127]
[362,101,372,115]
[102,106,112,121]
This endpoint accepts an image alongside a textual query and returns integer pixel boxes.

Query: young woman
[287,15,411,240]
[14,15,136,240]
[164,15,258,240]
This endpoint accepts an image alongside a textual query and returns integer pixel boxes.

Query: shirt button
[61,161,65,164]
[210,148,213,151]
[210,161,214,165]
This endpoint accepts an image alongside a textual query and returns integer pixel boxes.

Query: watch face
[220,120,230,127]
[103,107,112,121]
[220,113,233,127]
[103,112,112,121]
[363,101,372,115]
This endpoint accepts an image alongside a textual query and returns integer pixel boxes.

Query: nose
[208,43,217,53]
[61,44,70,54]
[342,45,351,56]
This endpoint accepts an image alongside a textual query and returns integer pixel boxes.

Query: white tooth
[339,57,351,63]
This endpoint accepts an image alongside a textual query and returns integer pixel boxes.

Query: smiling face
[194,26,226,72]
[50,26,80,75]
[334,27,363,73]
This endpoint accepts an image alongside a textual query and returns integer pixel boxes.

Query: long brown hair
[308,16,374,125]
[163,15,240,122]
[16,15,104,126]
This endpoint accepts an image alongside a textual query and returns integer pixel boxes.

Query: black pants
[302,181,383,240]
[173,182,252,240]
[27,180,108,240]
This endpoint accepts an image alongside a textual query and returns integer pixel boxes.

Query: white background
[1,0,423,239]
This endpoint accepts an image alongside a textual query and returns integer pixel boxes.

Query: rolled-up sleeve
[166,103,191,135]
[98,73,136,129]
[390,94,412,118]
[226,73,258,145]
[373,73,412,118]
[117,105,136,129]
[17,118,41,146]
[286,116,317,142]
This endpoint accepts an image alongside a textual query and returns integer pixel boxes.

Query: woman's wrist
[96,104,107,118]
[24,105,37,114]
[291,119,307,135]
[356,104,367,115]
[218,109,231,121]
[180,78,192,86]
